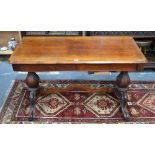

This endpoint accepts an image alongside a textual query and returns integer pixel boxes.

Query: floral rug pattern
[1,80,155,124]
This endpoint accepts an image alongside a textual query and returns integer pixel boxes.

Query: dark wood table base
[26,72,40,121]
[115,71,130,121]
[25,71,130,121]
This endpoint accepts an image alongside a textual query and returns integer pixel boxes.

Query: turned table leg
[26,72,40,121]
[115,71,130,121]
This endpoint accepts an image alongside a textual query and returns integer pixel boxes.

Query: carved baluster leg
[26,72,40,121]
[115,71,130,121]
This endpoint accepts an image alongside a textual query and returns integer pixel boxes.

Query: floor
[0,56,155,109]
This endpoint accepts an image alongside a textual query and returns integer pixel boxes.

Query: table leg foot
[116,71,130,121]
[115,88,129,121]
[26,72,40,121]
[28,88,38,121]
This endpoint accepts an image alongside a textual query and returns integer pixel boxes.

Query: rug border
[0,80,18,122]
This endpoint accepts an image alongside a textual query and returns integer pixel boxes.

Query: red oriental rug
[1,80,155,124]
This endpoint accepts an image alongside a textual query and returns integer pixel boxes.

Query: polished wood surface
[9,36,147,65]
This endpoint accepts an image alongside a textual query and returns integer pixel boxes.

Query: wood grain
[12,64,144,72]
[9,36,147,65]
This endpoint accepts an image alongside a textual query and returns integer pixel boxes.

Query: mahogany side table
[9,36,147,121]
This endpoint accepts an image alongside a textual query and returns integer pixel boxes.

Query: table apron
[12,64,144,72]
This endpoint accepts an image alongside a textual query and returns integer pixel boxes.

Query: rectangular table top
[9,36,147,65]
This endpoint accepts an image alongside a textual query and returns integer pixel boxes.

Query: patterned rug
[1,80,155,124]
